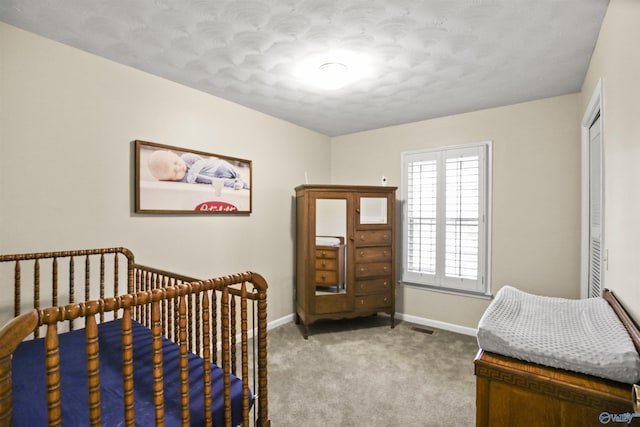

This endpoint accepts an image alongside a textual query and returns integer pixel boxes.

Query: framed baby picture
[135,140,252,214]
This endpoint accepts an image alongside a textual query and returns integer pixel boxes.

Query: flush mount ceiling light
[294,51,372,91]
[318,62,349,89]
[317,62,349,90]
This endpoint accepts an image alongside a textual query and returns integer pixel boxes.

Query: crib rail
[0,248,269,426]
[0,247,135,336]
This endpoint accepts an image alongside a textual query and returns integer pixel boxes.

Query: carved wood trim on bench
[474,350,632,409]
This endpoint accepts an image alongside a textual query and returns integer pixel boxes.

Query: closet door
[588,114,603,298]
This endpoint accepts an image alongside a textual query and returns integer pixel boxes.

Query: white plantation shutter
[445,152,480,282]
[406,154,438,276]
[402,143,490,294]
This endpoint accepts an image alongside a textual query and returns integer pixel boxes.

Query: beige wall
[331,94,582,329]
[581,0,640,323]
[0,23,331,322]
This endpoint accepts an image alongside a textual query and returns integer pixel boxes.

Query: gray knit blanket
[477,286,640,384]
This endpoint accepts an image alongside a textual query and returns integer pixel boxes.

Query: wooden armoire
[295,185,397,339]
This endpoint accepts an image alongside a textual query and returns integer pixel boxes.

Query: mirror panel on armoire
[359,197,388,225]
[314,198,347,295]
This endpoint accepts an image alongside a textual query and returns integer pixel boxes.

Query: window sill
[398,281,493,300]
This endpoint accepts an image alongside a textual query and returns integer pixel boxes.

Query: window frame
[400,141,492,297]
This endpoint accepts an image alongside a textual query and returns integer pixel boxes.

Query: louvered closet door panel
[589,115,603,298]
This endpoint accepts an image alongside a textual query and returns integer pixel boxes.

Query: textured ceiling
[0,0,609,137]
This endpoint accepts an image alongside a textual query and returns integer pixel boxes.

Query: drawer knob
[359,251,365,257]
[383,281,388,287]
[383,266,388,272]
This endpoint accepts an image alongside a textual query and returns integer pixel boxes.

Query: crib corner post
[0,354,13,427]
[256,282,269,426]
[0,309,40,427]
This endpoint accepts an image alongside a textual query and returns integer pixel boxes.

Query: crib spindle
[178,290,190,425]
[187,292,194,353]
[86,313,101,426]
[121,304,135,426]
[14,261,20,318]
[45,323,62,426]
[221,286,232,427]
[69,257,75,331]
[34,260,40,338]
[134,270,142,322]
[151,292,165,425]
[167,281,175,342]
[201,288,213,427]
[140,271,147,324]
[231,297,237,375]
[114,253,119,308]
[144,273,151,328]
[52,258,58,308]
[211,291,218,366]
[195,294,201,356]
[85,255,90,303]
[161,276,169,338]
[99,255,105,323]
[174,297,180,348]
[241,282,250,427]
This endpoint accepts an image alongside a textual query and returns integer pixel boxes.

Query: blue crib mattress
[12,318,251,426]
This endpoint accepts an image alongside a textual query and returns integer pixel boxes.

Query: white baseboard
[267,313,295,331]
[268,312,476,337]
[224,313,293,349]
[396,312,477,337]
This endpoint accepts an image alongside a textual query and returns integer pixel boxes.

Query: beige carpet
[264,315,479,426]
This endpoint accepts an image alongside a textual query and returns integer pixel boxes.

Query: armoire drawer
[315,258,338,271]
[355,294,392,311]
[355,262,391,278]
[355,278,392,295]
[315,247,338,259]
[354,230,392,246]
[315,270,339,285]
[355,246,392,262]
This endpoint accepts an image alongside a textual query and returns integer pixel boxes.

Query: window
[401,142,491,295]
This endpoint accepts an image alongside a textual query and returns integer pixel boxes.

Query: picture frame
[135,140,252,214]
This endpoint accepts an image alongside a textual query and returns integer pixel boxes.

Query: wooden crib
[0,247,270,426]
